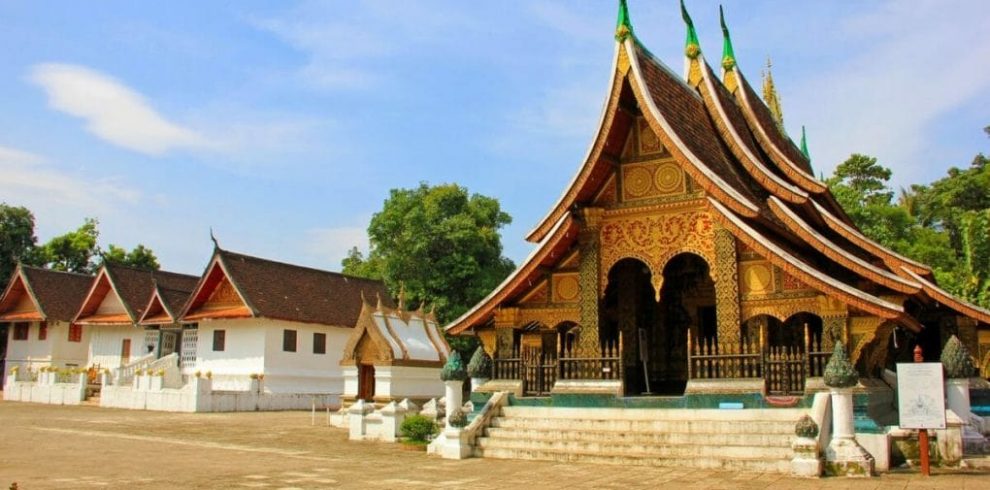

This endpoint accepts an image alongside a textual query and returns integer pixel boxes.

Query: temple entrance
[603,254,715,396]
[357,364,375,401]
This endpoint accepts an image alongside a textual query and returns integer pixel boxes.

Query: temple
[446,0,990,401]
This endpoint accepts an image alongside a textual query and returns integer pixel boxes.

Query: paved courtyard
[0,401,987,489]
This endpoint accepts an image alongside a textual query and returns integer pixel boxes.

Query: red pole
[914,344,930,477]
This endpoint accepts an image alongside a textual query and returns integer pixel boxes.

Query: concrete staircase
[475,405,803,473]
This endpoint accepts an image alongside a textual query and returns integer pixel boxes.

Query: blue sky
[1,0,988,276]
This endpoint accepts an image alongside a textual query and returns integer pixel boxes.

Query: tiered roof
[0,265,93,322]
[179,248,392,327]
[74,264,198,325]
[447,1,990,334]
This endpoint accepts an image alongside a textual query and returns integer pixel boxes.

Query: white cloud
[787,0,990,184]
[29,63,206,156]
[302,225,369,271]
[0,144,139,217]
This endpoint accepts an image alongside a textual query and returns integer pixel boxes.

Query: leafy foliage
[399,414,438,442]
[342,183,515,324]
[101,244,161,271]
[826,127,990,308]
[0,203,37,285]
[32,218,100,273]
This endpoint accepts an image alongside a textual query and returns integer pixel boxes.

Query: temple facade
[446,1,990,401]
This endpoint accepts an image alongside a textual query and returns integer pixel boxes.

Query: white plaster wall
[262,321,350,394]
[375,365,444,400]
[48,321,91,367]
[342,366,359,398]
[88,324,148,369]
[195,320,266,391]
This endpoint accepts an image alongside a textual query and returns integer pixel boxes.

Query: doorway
[357,364,376,401]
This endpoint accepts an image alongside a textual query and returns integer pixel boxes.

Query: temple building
[339,292,450,404]
[177,247,392,394]
[0,265,93,379]
[74,263,198,371]
[446,1,990,401]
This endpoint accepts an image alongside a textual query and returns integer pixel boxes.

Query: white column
[444,380,463,427]
[825,387,874,477]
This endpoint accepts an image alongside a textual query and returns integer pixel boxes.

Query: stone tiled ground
[0,401,987,489]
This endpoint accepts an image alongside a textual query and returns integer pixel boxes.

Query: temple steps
[474,405,802,473]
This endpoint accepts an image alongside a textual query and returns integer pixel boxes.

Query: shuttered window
[283,329,297,352]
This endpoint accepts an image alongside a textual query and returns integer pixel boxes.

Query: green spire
[719,5,736,71]
[800,126,810,159]
[681,0,700,59]
[615,0,634,42]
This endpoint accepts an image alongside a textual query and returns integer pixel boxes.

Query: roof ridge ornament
[615,0,634,42]
[800,126,811,160]
[762,58,785,131]
[681,0,700,59]
[719,5,736,71]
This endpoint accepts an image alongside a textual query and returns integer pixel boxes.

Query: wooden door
[357,364,375,401]
[160,331,178,356]
[121,338,131,366]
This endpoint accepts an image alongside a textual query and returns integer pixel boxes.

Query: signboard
[896,362,946,430]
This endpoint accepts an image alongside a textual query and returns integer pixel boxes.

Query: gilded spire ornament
[762,58,785,130]
[615,0,634,42]
[681,0,700,59]
[719,5,735,71]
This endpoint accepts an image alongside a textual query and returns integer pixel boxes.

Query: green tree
[34,218,100,273]
[0,203,38,285]
[101,243,160,271]
[343,183,516,353]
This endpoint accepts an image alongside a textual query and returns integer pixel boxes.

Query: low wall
[3,372,87,406]
[99,376,339,413]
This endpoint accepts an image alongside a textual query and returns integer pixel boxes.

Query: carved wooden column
[493,308,519,358]
[821,315,846,352]
[713,228,741,344]
[577,207,603,358]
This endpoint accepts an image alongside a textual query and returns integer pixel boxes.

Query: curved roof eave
[732,71,827,194]
[698,60,809,205]
[811,201,932,276]
[526,43,623,244]
[447,212,576,335]
[902,268,990,324]
[707,197,921,331]
[768,197,921,295]
[625,40,760,219]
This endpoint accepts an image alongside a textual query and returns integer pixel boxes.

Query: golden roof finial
[762,57,785,131]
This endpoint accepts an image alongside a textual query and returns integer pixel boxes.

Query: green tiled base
[504,392,814,409]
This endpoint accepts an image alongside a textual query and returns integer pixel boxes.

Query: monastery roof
[446,3,986,334]
[180,248,392,327]
[342,298,451,366]
[0,265,93,323]
[76,264,199,324]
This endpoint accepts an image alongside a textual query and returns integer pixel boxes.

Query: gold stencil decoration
[740,262,773,295]
[781,270,809,291]
[623,166,653,198]
[553,274,580,302]
[653,162,684,194]
[599,209,716,297]
[205,277,243,309]
[638,118,663,154]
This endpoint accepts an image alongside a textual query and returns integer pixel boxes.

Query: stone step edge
[489,419,795,434]
[476,439,793,458]
[500,407,807,420]
[482,430,794,446]
[474,447,793,467]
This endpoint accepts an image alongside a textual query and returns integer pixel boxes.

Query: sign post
[896,346,945,476]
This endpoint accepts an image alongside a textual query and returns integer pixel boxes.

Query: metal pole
[914,345,930,477]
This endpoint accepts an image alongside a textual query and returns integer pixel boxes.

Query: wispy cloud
[0,144,139,214]
[788,0,990,184]
[29,63,206,156]
[302,225,369,271]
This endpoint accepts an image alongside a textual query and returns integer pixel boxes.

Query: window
[68,323,83,342]
[283,329,297,352]
[313,332,326,354]
[13,322,29,341]
[38,321,48,341]
[212,329,226,351]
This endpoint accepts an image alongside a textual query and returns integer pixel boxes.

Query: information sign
[896,362,946,430]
